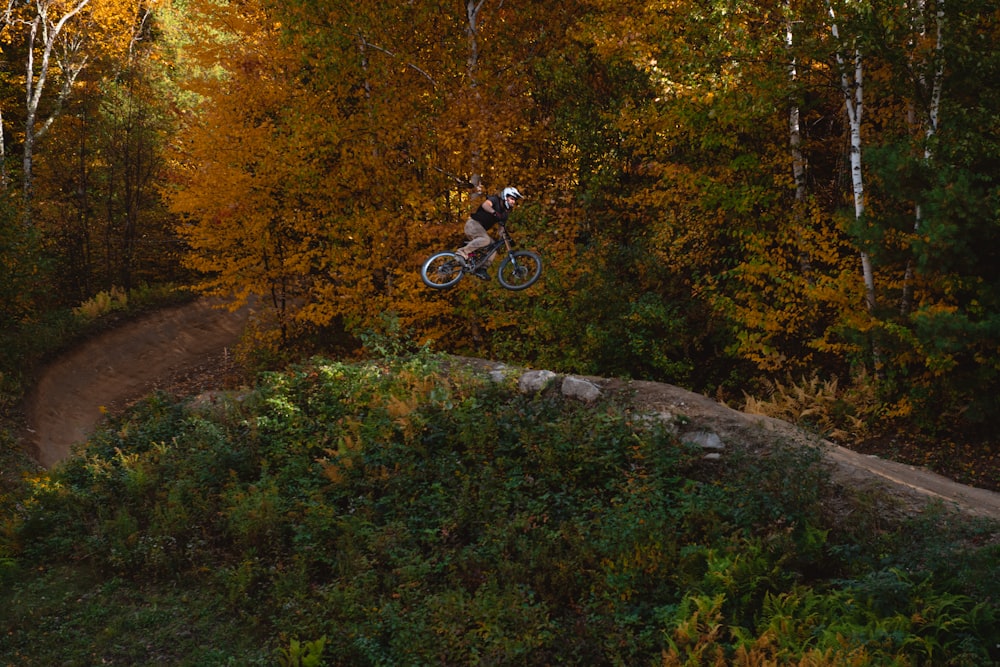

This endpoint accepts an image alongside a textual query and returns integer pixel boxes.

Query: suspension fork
[499,228,515,259]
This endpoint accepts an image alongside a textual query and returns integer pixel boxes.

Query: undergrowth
[744,372,1000,491]
[2,352,997,665]
[0,283,194,522]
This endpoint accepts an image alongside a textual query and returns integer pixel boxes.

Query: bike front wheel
[497,250,542,290]
[421,252,465,289]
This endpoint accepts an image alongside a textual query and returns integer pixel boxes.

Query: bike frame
[467,225,515,270]
[420,223,542,290]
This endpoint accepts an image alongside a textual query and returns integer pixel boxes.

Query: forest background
[0,0,999,489]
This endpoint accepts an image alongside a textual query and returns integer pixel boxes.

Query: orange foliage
[163,0,588,351]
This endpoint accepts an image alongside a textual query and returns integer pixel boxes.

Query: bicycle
[420,223,542,291]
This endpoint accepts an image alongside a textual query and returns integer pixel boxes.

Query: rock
[488,363,510,383]
[682,430,725,452]
[561,375,602,403]
[632,411,680,436]
[518,370,557,393]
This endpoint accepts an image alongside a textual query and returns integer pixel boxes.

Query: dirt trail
[23,298,249,467]
[20,301,1000,523]
[461,364,1000,523]
[613,378,1000,522]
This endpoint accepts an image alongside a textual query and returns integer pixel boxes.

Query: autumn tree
[0,0,168,315]
[564,0,851,386]
[16,0,90,220]
[575,0,1000,430]
[165,0,1000,433]
[859,0,1000,429]
[166,0,587,356]
[35,0,175,296]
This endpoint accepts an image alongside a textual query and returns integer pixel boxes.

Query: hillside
[6,343,1000,665]
[20,299,1000,523]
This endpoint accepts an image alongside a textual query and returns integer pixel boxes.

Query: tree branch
[357,34,436,88]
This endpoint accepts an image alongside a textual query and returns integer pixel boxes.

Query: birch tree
[9,0,139,225]
[827,0,877,317]
[0,0,18,189]
[465,0,484,85]
[784,1,819,278]
[19,0,92,222]
[786,6,807,211]
[899,0,945,315]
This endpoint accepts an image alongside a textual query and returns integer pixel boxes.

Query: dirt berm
[21,299,1000,523]
[23,298,249,467]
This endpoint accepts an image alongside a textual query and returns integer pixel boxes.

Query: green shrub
[7,353,999,665]
[72,286,129,321]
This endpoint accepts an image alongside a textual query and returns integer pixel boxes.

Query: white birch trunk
[786,12,812,273]
[787,20,807,205]
[466,0,486,85]
[465,0,492,179]
[901,0,945,314]
[829,3,877,315]
[0,104,6,192]
[0,0,15,190]
[21,0,91,224]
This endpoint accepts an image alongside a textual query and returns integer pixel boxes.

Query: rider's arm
[475,195,507,225]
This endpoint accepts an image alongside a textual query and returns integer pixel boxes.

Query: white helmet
[501,186,523,208]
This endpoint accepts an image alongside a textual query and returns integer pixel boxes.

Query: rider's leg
[456,219,491,260]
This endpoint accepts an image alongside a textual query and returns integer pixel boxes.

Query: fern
[743,372,873,441]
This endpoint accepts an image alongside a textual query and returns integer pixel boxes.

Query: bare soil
[604,378,1000,522]
[20,301,1000,524]
[22,299,250,467]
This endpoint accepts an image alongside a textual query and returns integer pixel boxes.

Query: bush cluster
[5,353,998,665]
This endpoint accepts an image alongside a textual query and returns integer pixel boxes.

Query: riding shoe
[474,268,490,280]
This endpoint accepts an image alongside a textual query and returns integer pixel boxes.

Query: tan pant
[457,218,496,263]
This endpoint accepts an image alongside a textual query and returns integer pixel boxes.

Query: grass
[2,351,998,665]
[1,564,269,666]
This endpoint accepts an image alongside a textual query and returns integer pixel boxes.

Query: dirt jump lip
[455,360,1000,524]
[22,298,249,468]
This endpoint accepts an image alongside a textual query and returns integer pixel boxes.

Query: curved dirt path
[23,298,249,467]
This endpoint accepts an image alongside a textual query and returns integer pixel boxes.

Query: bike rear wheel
[497,250,542,290]
[421,252,465,288]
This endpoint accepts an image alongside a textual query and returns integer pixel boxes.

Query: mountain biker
[456,186,523,279]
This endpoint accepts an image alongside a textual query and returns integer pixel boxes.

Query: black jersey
[470,194,510,230]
